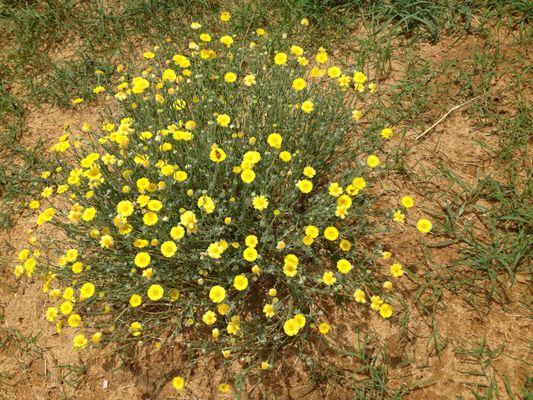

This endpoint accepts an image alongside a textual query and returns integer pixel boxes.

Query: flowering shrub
[12,12,431,391]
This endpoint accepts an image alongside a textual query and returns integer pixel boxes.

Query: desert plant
[12,12,430,392]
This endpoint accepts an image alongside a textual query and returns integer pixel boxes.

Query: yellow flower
[263,303,275,318]
[199,33,211,42]
[216,113,231,127]
[370,295,383,310]
[336,259,353,274]
[316,51,328,63]
[46,307,58,322]
[134,252,151,268]
[243,74,256,86]
[147,284,164,301]
[209,286,226,303]
[296,179,313,193]
[220,11,231,21]
[233,274,249,291]
[207,242,224,259]
[290,45,304,56]
[172,376,185,390]
[210,144,227,162]
[274,52,287,65]
[340,239,351,251]
[129,294,142,307]
[337,195,352,209]
[143,212,158,226]
[130,321,142,336]
[82,207,96,222]
[305,225,319,238]
[379,303,393,318]
[219,383,230,393]
[131,77,150,94]
[170,226,185,241]
[283,254,298,277]
[161,241,177,257]
[303,166,316,178]
[322,270,336,286]
[243,150,261,165]
[324,226,339,241]
[279,151,292,162]
[352,109,363,121]
[393,210,405,223]
[71,262,83,274]
[241,169,256,184]
[224,72,237,83]
[390,263,404,278]
[197,194,216,214]
[284,254,298,268]
[267,132,283,149]
[220,35,233,47]
[318,322,331,334]
[301,100,314,113]
[162,68,177,82]
[293,313,306,328]
[202,310,217,325]
[353,71,367,84]
[353,289,366,303]
[61,287,73,303]
[328,182,343,197]
[283,318,300,336]
[243,247,258,262]
[60,300,73,315]
[401,196,414,208]
[252,195,269,211]
[148,199,163,211]
[352,177,367,192]
[367,155,379,168]
[67,313,81,327]
[217,303,229,315]
[381,128,393,139]
[73,334,88,350]
[174,170,188,181]
[245,235,258,248]
[79,282,95,300]
[292,78,307,91]
[66,249,78,262]
[92,332,102,344]
[417,218,433,233]
[327,66,341,78]
[37,207,55,225]
[134,239,149,249]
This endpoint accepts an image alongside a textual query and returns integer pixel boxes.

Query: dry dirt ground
[0,31,530,399]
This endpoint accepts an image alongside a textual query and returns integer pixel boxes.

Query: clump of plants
[13,12,432,393]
